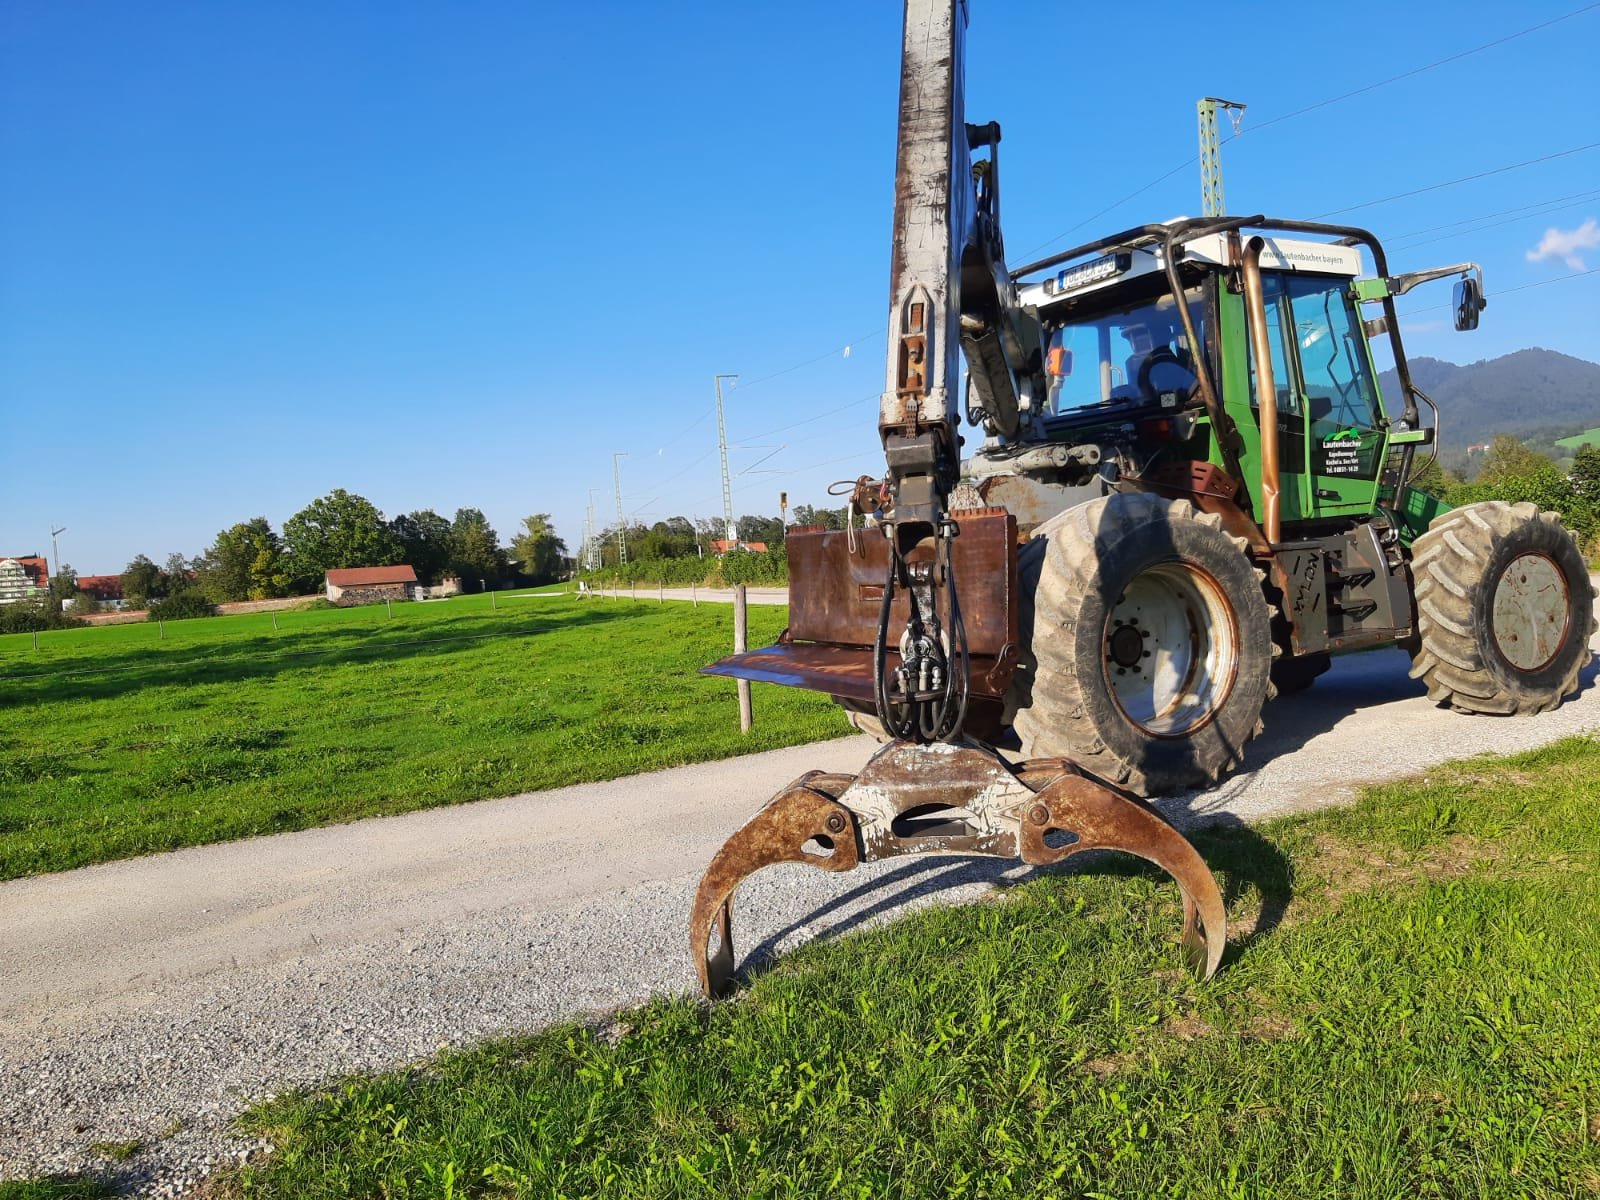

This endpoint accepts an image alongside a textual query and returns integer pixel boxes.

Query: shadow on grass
[730,812,1292,991]
[0,606,642,707]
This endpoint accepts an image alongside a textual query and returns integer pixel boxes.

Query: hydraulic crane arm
[879,0,1041,539]
[687,0,1229,997]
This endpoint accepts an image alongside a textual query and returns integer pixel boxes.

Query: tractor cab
[1010,220,1448,536]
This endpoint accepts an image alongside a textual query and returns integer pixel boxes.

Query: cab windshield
[1044,288,1205,418]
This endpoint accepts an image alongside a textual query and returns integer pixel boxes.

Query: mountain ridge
[1377,347,1600,449]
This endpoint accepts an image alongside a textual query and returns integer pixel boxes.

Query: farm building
[709,540,768,555]
[75,575,127,609]
[0,556,49,604]
[325,565,418,607]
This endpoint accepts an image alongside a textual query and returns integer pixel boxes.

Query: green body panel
[1352,276,1391,302]
[1395,484,1452,545]
[1206,274,1397,528]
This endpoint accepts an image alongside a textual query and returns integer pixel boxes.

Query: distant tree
[282,489,401,588]
[448,508,507,588]
[1407,457,1460,499]
[791,504,848,531]
[0,595,84,633]
[510,514,569,584]
[120,555,165,609]
[1571,445,1600,504]
[146,591,217,622]
[198,517,290,602]
[1476,435,1552,485]
[390,509,454,585]
[636,516,697,560]
[47,562,79,604]
[736,514,784,546]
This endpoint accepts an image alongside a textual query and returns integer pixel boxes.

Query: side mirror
[1047,346,1073,377]
[1453,277,1486,332]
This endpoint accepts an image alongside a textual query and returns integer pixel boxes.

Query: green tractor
[690,0,1594,995]
[714,217,1596,795]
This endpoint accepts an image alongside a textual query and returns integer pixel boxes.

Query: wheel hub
[1108,623,1145,667]
[1491,551,1569,672]
[1105,563,1237,737]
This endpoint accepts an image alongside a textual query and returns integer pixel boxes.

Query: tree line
[93,490,568,613]
[1417,435,1600,548]
[590,506,848,568]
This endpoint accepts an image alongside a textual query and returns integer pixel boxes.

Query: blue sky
[3,1,1598,575]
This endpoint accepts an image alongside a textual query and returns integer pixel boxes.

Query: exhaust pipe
[1240,236,1282,545]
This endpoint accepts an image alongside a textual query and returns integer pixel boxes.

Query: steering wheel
[1137,346,1194,405]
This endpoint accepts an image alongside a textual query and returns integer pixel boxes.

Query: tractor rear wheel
[1010,492,1274,795]
[1407,500,1594,714]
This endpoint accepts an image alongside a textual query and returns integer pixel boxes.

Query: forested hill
[1379,348,1600,448]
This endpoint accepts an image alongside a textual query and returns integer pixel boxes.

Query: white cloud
[1525,217,1600,270]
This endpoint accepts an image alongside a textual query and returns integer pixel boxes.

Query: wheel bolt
[1028,803,1050,826]
[825,813,846,833]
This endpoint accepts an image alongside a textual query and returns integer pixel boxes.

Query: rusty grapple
[690,737,1224,999]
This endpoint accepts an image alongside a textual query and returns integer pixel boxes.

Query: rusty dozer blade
[689,740,1225,999]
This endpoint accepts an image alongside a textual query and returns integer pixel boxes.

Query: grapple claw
[1017,768,1227,979]
[689,774,860,999]
[690,743,1227,998]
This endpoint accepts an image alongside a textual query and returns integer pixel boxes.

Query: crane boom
[878,0,1039,540]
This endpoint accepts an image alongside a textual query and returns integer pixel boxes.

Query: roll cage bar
[1012,216,1430,499]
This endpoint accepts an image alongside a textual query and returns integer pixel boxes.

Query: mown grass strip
[191,736,1600,1199]
[0,1178,114,1200]
[0,595,847,879]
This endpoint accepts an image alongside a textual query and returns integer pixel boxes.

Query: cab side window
[1289,280,1381,434]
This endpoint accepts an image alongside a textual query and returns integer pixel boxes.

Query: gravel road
[4,635,1599,1194]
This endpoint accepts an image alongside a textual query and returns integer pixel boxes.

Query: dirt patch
[1081,1052,1136,1079]
[1304,831,1507,910]
[1242,1011,1297,1042]
[1163,1012,1213,1041]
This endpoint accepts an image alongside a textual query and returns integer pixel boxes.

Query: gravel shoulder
[4,636,1599,1194]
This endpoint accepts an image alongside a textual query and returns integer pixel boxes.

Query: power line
[1387,189,1600,243]
[1019,3,1600,257]
[1390,197,1600,252]
[1397,267,1598,316]
[732,329,881,393]
[1312,143,1600,220]
[741,391,879,442]
[1244,2,1600,137]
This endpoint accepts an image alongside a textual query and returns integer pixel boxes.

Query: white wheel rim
[1104,562,1237,736]
[1491,551,1569,672]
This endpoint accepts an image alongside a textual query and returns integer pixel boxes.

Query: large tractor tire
[1407,500,1594,714]
[1010,492,1274,795]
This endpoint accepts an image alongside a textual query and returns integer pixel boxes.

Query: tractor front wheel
[1407,500,1594,714]
[1010,492,1274,795]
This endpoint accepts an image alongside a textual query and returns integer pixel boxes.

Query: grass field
[147,736,1600,1199]
[0,592,847,880]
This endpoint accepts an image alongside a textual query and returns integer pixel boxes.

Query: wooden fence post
[734,585,753,733]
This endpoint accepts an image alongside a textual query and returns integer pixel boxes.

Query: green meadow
[0,593,846,880]
[175,736,1600,1198]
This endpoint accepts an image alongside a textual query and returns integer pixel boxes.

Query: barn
[324,565,418,607]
